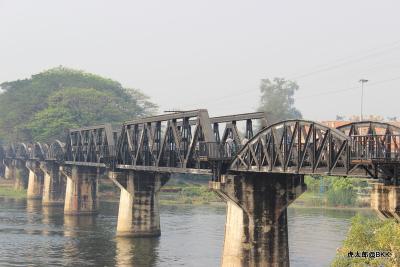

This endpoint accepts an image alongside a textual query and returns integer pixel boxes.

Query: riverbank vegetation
[294,176,370,208]
[160,184,220,205]
[159,174,370,207]
[0,185,26,198]
[332,214,400,266]
[97,174,221,205]
[159,174,220,205]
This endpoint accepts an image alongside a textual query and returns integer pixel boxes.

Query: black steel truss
[65,124,116,165]
[14,143,28,160]
[229,120,351,175]
[337,121,400,136]
[115,110,267,172]
[5,112,400,181]
[116,110,214,170]
[47,141,66,163]
[28,142,48,161]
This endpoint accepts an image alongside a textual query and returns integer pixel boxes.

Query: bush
[304,176,320,192]
[326,177,356,206]
[332,214,400,266]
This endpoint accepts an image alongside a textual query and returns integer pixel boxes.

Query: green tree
[326,177,356,206]
[304,175,321,193]
[0,67,157,142]
[257,77,302,124]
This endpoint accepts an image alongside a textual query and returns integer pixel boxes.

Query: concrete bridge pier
[371,183,400,220]
[14,160,29,190]
[4,165,13,179]
[26,160,44,199]
[0,161,5,179]
[4,161,15,180]
[109,171,170,237]
[210,173,306,267]
[40,161,65,206]
[61,166,99,215]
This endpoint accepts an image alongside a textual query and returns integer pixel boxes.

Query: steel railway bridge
[2,110,399,182]
[1,109,400,266]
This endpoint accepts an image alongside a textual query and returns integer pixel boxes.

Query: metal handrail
[350,134,400,160]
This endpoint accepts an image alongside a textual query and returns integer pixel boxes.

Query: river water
[0,197,374,267]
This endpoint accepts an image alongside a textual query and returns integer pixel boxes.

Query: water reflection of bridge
[1,110,400,266]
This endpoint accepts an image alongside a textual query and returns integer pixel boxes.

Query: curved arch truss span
[48,141,65,163]
[29,142,49,161]
[230,120,351,175]
[338,121,400,162]
[337,121,400,136]
[15,143,28,160]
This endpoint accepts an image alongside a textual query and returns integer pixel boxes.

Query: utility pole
[359,79,368,121]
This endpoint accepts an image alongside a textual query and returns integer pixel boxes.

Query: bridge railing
[199,142,242,161]
[350,134,400,161]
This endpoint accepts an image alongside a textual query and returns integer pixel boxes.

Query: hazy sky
[1,0,400,120]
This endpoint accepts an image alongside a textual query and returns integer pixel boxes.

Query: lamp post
[359,79,368,121]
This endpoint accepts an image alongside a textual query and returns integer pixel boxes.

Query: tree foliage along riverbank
[0,67,157,143]
[296,176,370,208]
[332,214,400,266]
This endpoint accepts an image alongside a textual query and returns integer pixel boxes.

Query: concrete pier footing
[212,173,306,267]
[40,162,65,206]
[14,170,27,190]
[4,165,14,180]
[14,160,28,190]
[371,183,400,220]
[110,171,170,237]
[0,162,4,179]
[26,161,44,199]
[62,166,98,215]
